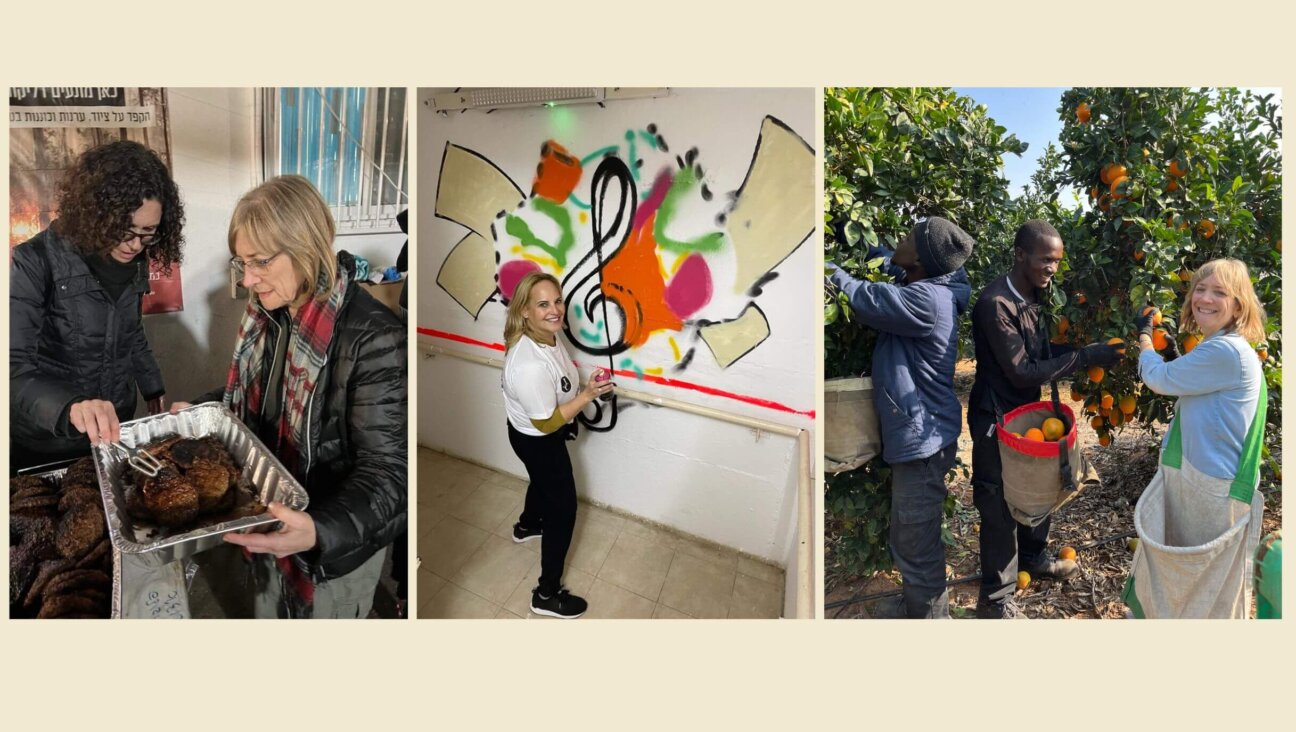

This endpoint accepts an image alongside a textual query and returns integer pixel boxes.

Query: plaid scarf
[224,264,349,617]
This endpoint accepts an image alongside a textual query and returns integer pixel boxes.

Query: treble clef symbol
[562,156,637,431]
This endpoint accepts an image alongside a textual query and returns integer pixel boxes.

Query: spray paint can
[595,367,614,402]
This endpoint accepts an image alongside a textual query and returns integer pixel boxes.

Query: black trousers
[889,442,957,618]
[969,412,1051,607]
[507,422,578,597]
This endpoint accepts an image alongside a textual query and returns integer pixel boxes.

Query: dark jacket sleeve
[10,242,87,437]
[126,295,166,400]
[864,244,906,282]
[305,324,407,579]
[977,296,1084,389]
[829,263,937,337]
[192,386,226,405]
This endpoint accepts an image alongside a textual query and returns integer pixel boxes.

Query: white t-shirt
[502,334,581,436]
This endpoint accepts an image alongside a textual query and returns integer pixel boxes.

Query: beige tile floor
[416,448,785,619]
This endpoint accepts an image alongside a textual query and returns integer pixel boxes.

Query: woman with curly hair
[10,139,185,471]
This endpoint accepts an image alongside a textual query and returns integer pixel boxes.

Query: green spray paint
[654,167,726,253]
[504,197,577,269]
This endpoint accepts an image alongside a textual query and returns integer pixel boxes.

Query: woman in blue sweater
[1136,258,1266,488]
[1133,258,1267,616]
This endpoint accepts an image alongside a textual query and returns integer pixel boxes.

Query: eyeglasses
[118,228,161,246]
[229,251,285,277]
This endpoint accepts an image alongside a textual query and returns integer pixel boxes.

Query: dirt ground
[825,360,1283,619]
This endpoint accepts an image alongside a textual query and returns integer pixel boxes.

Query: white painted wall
[142,88,257,404]
[416,88,815,567]
[142,88,406,404]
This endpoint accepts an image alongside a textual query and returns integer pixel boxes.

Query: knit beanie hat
[914,217,975,277]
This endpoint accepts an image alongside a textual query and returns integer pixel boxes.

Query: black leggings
[507,422,578,596]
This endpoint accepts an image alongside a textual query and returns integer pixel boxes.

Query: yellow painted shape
[436,231,498,317]
[726,117,815,293]
[700,306,770,368]
[435,144,524,237]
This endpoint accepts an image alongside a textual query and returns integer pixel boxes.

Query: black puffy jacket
[10,229,165,465]
[201,255,407,581]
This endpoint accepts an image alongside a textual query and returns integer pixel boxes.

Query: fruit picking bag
[825,377,881,473]
[996,398,1088,527]
[1122,380,1267,619]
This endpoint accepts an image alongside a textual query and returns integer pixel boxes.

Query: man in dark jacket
[827,217,974,618]
[969,219,1122,618]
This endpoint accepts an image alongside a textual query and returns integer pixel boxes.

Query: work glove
[1079,341,1123,368]
[1162,332,1181,362]
[1133,306,1159,339]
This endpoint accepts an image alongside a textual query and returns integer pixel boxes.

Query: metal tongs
[111,441,164,478]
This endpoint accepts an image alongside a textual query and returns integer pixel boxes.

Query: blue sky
[954,87,1283,202]
[953,87,1067,198]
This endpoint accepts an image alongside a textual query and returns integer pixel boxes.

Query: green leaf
[844,221,863,246]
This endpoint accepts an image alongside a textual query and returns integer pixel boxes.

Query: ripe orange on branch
[1076,102,1092,124]
[1088,366,1105,383]
[1197,219,1216,238]
[1167,159,1187,177]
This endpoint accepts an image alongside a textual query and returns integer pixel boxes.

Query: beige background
[2,0,1293,728]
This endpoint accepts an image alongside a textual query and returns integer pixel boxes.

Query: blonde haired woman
[502,272,613,619]
[174,175,406,618]
[1131,257,1268,616]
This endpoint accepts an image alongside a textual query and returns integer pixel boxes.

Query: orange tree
[1048,87,1281,491]
[824,87,1027,577]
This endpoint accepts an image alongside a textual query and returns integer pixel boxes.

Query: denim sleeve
[1139,337,1236,396]
[865,245,906,281]
[829,268,938,337]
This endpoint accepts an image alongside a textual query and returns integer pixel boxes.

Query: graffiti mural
[436,115,814,390]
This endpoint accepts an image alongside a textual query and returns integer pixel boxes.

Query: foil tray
[20,463,123,619]
[92,403,309,568]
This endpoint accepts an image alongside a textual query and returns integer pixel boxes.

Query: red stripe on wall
[417,326,814,419]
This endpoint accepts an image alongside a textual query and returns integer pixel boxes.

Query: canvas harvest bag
[994,391,1088,527]
[1122,380,1268,619]
[824,377,880,473]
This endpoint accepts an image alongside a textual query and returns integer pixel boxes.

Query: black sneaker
[530,587,587,619]
[512,522,542,544]
[975,600,1025,619]
[1023,557,1079,581]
